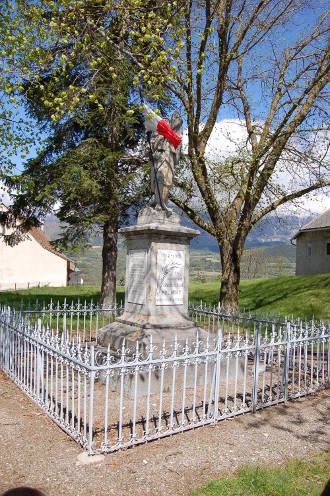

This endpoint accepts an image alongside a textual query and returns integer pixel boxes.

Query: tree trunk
[219,240,242,311]
[100,216,118,307]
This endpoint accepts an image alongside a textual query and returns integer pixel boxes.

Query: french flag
[143,104,182,149]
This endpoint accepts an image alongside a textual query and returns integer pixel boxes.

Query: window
[307,245,312,257]
[327,242,330,256]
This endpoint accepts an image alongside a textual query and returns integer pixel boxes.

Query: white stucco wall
[0,232,67,290]
[296,230,330,276]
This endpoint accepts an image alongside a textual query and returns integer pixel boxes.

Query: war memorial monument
[97,110,206,354]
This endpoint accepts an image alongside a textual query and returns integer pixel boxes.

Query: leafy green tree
[1,1,177,303]
[2,3,151,305]
[7,53,150,306]
[0,1,178,120]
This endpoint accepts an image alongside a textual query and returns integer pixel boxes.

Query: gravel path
[0,370,329,496]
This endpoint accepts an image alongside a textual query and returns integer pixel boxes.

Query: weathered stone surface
[137,205,180,225]
[147,110,183,209]
[97,320,203,352]
[127,250,147,304]
[96,330,245,399]
[98,222,198,331]
[97,221,200,343]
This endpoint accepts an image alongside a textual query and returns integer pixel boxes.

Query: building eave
[291,225,330,241]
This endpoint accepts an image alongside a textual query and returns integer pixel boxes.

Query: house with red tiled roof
[292,208,330,276]
[0,204,76,290]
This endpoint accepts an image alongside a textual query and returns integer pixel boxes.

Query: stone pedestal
[97,207,203,351]
[96,207,216,397]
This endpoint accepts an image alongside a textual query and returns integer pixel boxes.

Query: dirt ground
[0,370,329,496]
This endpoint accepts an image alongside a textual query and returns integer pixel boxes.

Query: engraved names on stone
[127,250,147,304]
[156,249,185,305]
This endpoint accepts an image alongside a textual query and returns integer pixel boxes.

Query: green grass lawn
[0,273,329,320]
[191,450,330,496]
[189,273,330,320]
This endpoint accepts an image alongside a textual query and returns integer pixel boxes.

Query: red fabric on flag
[157,119,182,149]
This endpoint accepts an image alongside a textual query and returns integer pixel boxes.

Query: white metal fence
[0,301,329,455]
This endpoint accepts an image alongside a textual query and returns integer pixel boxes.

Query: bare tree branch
[169,193,216,236]
[252,181,330,225]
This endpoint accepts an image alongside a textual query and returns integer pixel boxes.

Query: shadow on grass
[190,273,330,321]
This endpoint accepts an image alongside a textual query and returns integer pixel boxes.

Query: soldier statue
[149,111,183,212]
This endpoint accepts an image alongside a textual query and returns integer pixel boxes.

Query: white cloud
[296,193,330,215]
[182,119,329,215]
[182,119,249,159]
[205,119,250,160]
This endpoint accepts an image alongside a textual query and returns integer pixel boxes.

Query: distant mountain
[44,211,311,251]
[44,213,103,245]
[43,213,63,240]
[182,213,311,252]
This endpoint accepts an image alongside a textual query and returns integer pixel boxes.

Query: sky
[182,120,330,216]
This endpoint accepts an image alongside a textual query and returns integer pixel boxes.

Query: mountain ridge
[44,211,311,251]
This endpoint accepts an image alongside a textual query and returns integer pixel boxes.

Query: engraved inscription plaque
[127,250,147,304]
[156,249,185,305]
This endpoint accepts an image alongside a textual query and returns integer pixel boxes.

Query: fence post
[36,319,42,402]
[252,323,261,413]
[1,309,5,370]
[283,322,291,402]
[1,308,5,370]
[9,308,14,375]
[213,329,222,421]
[1,306,4,370]
[0,309,2,369]
[5,307,10,372]
[88,344,95,455]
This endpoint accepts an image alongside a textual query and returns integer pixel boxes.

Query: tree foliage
[0,1,180,119]
[0,1,159,303]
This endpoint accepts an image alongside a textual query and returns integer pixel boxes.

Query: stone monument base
[97,207,202,348]
[97,322,212,399]
[137,205,180,225]
[96,207,244,397]
[97,317,202,350]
